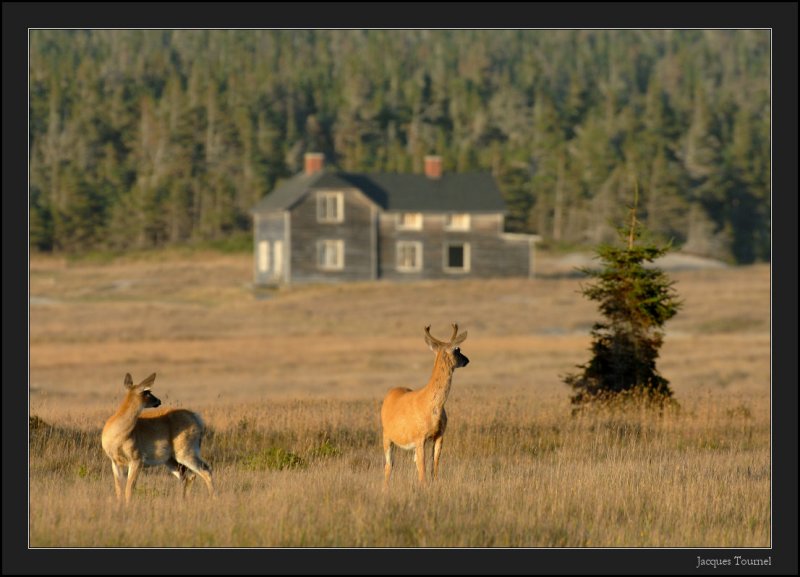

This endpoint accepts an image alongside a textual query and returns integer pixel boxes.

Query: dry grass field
[29,250,770,548]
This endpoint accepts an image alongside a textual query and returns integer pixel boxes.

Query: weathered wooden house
[252,153,540,286]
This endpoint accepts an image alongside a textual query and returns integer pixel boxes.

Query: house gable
[287,186,377,283]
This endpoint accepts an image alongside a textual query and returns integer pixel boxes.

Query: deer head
[424,323,469,369]
[123,372,161,410]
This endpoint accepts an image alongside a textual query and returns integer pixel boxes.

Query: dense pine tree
[28,30,770,261]
[564,193,682,407]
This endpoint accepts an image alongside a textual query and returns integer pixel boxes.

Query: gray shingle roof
[252,171,507,214]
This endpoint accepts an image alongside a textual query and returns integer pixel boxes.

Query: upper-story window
[317,192,344,223]
[445,213,471,231]
[396,212,423,230]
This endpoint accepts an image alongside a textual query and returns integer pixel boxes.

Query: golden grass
[29,394,769,547]
[29,252,770,547]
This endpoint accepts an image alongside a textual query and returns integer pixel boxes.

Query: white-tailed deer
[101,373,214,504]
[380,323,469,487]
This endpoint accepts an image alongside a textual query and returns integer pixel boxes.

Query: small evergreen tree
[564,191,682,407]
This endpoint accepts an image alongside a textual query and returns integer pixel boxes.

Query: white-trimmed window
[445,213,471,231]
[317,192,344,223]
[444,242,471,273]
[396,212,423,230]
[317,240,344,270]
[396,241,423,272]
[273,240,284,275]
[258,240,271,272]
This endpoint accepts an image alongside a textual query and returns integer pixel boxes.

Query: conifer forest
[29,29,770,263]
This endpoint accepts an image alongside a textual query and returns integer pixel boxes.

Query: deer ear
[124,373,134,389]
[452,331,468,346]
[138,373,157,389]
[424,327,441,352]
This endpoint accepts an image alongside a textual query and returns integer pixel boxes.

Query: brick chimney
[304,152,325,175]
[424,155,443,179]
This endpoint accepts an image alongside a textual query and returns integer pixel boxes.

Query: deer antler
[448,323,459,344]
[424,324,460,347]
[424,325,446,347]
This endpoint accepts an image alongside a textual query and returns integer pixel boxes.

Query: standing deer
[380,323,469,487]
[101,372,214,504]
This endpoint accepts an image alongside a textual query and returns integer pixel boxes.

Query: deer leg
[124,459,142,505]
[166,459,195,498]
[165,458,182,480]
[111,461,125,501]
[432,435,444,480]
[180,464,197,498]
[383,437,394,489]
[177,454,214,498]
[415,442,426,484]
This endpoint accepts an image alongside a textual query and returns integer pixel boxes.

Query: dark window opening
[448,245,465,269]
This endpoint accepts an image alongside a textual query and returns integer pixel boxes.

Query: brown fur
[101,373,214,504]
[380,324,468,487]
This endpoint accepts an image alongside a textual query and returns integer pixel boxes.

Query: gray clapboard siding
[378,213,524,280]
[289,188,376,283]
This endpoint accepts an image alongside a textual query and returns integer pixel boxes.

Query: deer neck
[106,395,143,436]
[423,352,454,412]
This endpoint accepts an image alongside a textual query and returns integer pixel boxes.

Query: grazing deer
[101,373,214,504]
[381,323,469,487]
